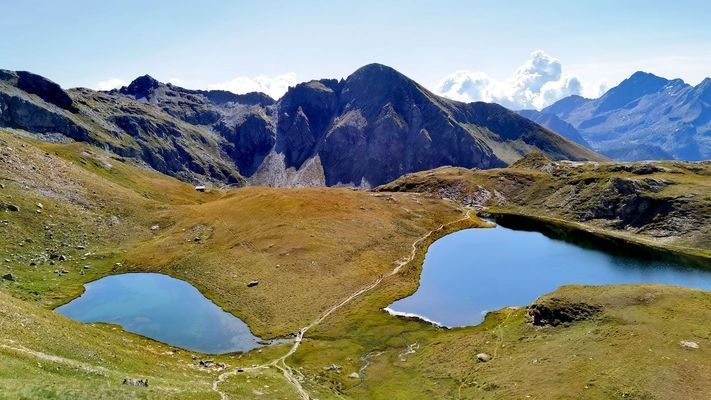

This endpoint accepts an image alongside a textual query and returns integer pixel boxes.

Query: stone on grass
[680,340,699,349]
[122,378,148,387]
[476,353,491,362]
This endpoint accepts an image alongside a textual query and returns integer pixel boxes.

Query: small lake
[386,224,711,327]
[56,273,270,354]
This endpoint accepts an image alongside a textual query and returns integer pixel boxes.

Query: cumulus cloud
[207,73,298,100]
[94,78,127,91]
[435,50,585,110]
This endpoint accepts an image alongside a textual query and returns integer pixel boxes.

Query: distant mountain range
[0,64,601,187]
[523,71,710,161]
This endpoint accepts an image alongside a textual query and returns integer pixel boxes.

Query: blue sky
[1,0,709,107]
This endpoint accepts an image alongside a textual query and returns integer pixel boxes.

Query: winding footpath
[212,208,473,400]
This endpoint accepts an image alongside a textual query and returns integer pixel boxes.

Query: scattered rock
[122,378,148,387]
[679,340,699,349]
[2,273,15,281]
[348,372,360,379]
[476,353,491,363]
[324,364,342,372]
[36,203,43,209]
[150,225,160,231]
[247,280,259,287]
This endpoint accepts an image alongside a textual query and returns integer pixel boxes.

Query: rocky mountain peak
[120,75,162,99]
[344,63,415,93]
[596,71,671,113]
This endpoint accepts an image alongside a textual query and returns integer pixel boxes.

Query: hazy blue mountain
[542,71,711,161]
[517,109,590,147]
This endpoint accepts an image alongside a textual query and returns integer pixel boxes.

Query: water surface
[387,224,711,327]
[56,273,268,354]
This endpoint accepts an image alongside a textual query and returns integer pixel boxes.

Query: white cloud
[207,73,297,100]
[167,77,186,86]
[94,78,127,91]
[435,50,587,110]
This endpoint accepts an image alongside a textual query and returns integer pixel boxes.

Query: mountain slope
[542,71,711,161]
[0,69,245,183]
[517,109,590,147]
[0,65,604,187]
[258,64,604,187]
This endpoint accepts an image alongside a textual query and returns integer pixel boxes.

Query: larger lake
[56,273,270,354]
[386,224,711,327]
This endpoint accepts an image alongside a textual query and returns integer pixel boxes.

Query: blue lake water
[386,224,711,327]
[56,273,268,354]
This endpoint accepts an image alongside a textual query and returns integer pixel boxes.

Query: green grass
[2,132,711,399]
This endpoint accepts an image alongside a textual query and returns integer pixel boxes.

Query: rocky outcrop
[122,378,148,387]
[0,70,77,112]
[0,89,89,141]
[528,298,603,326]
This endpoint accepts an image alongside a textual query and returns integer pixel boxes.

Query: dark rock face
[0,92,90,141]
[315,66,504,186]
[275,80,340,169]
[0,70,89,141]
[193,89,274,106]
[119,75,161,99]
[528,298,603,326]
[542,71,711,161]
[218,112,275,176]
[0,70,77,112]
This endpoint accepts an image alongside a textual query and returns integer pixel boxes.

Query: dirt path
[0,342,108,376]
[213,208,473,400]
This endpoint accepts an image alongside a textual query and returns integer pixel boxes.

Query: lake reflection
[56,273,270,354]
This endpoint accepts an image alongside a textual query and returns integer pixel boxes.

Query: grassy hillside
[0,290,235,399]
[1,131,710,399]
